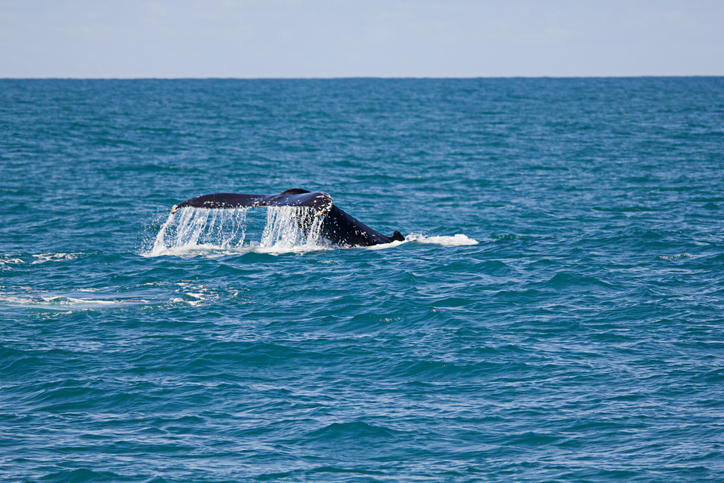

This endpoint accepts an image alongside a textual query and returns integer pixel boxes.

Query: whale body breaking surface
[171,189,405,248]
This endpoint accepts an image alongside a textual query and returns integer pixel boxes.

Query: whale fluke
[171,189,333,215]
[171,189,404,247]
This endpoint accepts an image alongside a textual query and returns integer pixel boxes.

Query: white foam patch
[0,294,150,310]
[1,253,83,268]
[363,233,478,250]
[1,282,232,311]
[0,255,24,267]
[148,243,330,258]
[406,233,479,246]
[31,253,80,264]
[658,253,693,261]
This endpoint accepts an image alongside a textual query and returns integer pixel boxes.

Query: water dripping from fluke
[145,206,330,257]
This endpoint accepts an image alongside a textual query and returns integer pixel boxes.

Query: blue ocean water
[1,78,723,481]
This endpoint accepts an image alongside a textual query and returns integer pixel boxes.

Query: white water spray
[150,207,250,255]
[260,206,327,249]
[148,206,328,256]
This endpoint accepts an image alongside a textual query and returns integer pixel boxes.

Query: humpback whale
[171,189,405,247]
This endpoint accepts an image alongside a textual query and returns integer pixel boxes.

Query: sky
[1,0,723,78]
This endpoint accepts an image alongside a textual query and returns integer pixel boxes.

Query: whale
[171,189,405,247]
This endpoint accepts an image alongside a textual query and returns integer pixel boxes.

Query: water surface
[1,78,723,481]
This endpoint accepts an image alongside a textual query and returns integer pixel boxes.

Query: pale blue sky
[1,0,722,78]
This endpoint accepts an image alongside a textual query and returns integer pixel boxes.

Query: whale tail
[171,189,404,247]
[171,189,333,215]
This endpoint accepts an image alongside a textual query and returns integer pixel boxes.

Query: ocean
[1,78,723,481]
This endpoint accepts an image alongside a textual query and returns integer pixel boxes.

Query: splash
[260,206,328,249]
[404,233,478,246]
[364,233,478,250]
[150,207,249,254]
[147,206,328,257]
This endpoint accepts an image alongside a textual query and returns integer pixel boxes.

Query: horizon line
[2,75,722,81]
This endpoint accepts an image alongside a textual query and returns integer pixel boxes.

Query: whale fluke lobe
[171,189,333,215]
[171,189,404,247]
